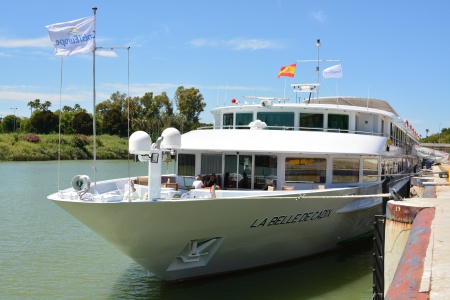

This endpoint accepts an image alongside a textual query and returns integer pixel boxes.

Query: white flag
[322,64,343,78]
[46,16,96,56]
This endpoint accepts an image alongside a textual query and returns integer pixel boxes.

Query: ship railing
[197,125,387,137]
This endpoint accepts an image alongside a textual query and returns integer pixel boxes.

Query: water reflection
[110,239,373,300]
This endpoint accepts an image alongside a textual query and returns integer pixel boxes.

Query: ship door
[224,154,252,189]
[239,155,252,189]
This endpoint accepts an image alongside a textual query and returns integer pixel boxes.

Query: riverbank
[0,133,130,161]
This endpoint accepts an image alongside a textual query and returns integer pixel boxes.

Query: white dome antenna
[129,131,152,154]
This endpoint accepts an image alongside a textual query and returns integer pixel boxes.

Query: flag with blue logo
[322,64,343,78]
[46,16,96,56]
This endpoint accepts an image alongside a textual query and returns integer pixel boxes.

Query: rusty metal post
[373,215,385,300]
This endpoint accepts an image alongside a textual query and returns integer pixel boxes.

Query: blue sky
[1,0,449,137]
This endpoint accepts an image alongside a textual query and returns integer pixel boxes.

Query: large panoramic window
[328,114,349,132]
[332,158,359,183]
[178,154,195,176]
[363,158,378,182]
[300,113,324,131]
[257,112,294,129]
[236,113,253,129]
[285,157,326,183]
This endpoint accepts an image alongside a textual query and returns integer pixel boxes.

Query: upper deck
[208,96,419,145]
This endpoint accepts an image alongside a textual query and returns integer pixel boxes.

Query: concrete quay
[384,163,450,299]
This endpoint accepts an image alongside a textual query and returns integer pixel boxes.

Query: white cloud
[96,50,119,57]
[188,38,285,51]
[311,11,326,23]
[0,36,51,48]
[126,35,147,47]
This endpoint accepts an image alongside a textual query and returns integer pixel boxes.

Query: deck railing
[197,125,387,137]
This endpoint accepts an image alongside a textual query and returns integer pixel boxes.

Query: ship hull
[49,182,382,281]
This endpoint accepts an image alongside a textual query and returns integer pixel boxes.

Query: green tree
[72,111,93,135]
[30,110,58,133]
[19,118,34,133]
[1,115,21,133]
[27,99,41,115]
[97,91,128,136]
[56,104,88,134]
[136,92,165,140]
[157,92,177,128]
[174,86,206,133]
[27,99,52,112]
[41,100,52,111]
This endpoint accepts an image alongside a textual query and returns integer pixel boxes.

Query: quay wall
[384,202,435,299]
[384,164,449,299]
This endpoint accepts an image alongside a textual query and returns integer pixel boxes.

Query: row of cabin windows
[390,123,414,148]
[178,154,379,189]
[223,112,349,131]
[381,157,419,175]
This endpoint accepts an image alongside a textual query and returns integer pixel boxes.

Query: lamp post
[10,107,17,132]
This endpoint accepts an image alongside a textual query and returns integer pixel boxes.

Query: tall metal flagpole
[58,56,63,191]
[92,7,97,193]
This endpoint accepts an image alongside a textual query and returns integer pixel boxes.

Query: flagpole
[92,6,97,193]
[58,56,63,191]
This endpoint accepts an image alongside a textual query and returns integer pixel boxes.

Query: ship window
[178,154,195,176]
[285,158,326,183]
[363,158,378,182]
[257,112,294,130]
[223,113,233,129]
[300,113,324,131]
[254,155,278,189]
[201,154,222,175]
[328,114,349,132]
[332,158,360,183]
[236,113,253,129]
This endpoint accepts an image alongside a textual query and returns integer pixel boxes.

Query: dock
[383,163,450,299]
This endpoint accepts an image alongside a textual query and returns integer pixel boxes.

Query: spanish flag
[278,63,296,78]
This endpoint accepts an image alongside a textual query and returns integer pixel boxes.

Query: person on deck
[192,175,204,189]
[205,173,218,187]
[239,172,250,189]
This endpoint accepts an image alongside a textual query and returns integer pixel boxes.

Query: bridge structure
[420,143,450,153]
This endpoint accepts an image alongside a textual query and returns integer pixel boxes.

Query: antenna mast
[316,39,320,100]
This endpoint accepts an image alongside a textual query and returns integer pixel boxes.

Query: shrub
[24,134,40,143]
[73,134,90,148]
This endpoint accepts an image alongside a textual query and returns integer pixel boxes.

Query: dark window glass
[257,112,294,129]
[328,114,349,132]
[300,113,324,131]
[177,154,195,176]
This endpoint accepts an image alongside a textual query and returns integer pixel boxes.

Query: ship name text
[250,208,333,228]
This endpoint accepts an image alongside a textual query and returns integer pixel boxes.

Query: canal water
[0,160,373,299]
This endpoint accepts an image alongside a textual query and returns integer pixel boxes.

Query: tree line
[0,86,208,141]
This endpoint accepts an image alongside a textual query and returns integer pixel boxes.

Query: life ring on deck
[72,175,91,195]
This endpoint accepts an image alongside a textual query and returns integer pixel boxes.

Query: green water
[0,160,373,299]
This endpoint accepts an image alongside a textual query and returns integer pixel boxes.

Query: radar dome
[129,131,152,154]
[160,127,181,149]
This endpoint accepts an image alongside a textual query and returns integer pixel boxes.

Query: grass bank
[0,133,130,161]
